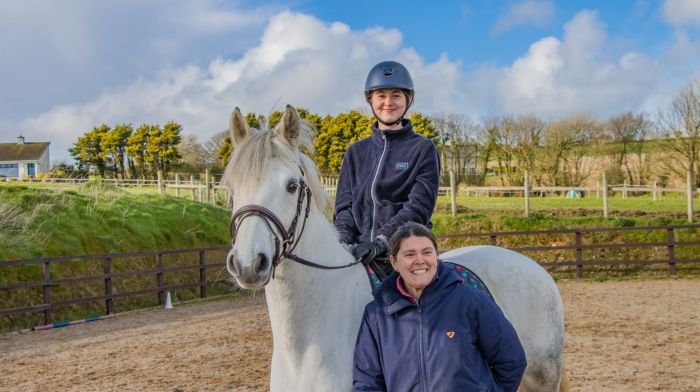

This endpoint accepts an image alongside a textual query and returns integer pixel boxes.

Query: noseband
[229,175,362,273]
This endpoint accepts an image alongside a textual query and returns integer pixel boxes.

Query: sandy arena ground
[1,280,699,392]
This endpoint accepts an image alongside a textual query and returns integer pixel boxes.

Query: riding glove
[351,236,389,263]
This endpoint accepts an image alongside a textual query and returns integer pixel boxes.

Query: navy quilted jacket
[352,262,527,392]
[333,120,440,244]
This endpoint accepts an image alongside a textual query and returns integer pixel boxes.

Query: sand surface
[1,280,699,391]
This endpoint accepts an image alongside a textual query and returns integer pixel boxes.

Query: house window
[0,163,19,177]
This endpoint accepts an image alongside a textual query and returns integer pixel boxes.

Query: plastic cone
[164,291,173,309]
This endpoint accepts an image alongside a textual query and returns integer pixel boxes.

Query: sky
[2,0,700,163]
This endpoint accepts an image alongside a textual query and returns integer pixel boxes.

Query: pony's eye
[286,180,298,193]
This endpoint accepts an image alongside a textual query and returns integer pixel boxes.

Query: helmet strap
[368,91,413,128]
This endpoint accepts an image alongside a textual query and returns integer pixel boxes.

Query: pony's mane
[222,119,331,212]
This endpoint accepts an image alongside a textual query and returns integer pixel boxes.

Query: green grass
[0,181,229,261]
[435,193,697,216]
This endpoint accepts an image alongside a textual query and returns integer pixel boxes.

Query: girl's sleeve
[334,148,359,244]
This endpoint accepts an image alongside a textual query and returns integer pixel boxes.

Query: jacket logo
[446,331,455,339]
[395,162,408,170]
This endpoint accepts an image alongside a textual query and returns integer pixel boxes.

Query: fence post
[524,170,530,217]
[688,171,694,223]
[156,252,164,305]
[205,169,211,204]
[199,250,207,298]
[175,173,180,198]
[157,170,164,195]
[667,227,677,276]
[42,258,52,325]
[603,172,609,219]
[190,175,196,200]
[623,180,627,198]
[653,180,657,202]
[449,170,457,217]
[103,256,113,315]
[575,231,583,280]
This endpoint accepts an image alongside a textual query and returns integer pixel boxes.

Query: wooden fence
[2,223,699,331]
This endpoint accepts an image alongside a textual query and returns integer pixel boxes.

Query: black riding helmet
[364,61,414,126]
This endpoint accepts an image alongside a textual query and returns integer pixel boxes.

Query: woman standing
[334,61,440,278]
[352,222,527,391]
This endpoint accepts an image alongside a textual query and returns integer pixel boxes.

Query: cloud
[491,0,555,35]
[662,0,700,26]
[14,8,700,163]
[0,0,279,121]
[18,11,422,161]
[467,10,692,119]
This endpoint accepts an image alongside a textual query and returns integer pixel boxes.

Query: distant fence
[2,223,699,331]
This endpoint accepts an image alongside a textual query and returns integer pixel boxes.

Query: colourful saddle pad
[365,261,493,301]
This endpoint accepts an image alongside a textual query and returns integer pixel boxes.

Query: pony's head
[222,105,330,289]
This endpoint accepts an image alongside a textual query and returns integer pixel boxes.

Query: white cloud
[470,10,674,119]
[0,0,279,122]
[662,0,700,26]
[13,8,700,163]
[491,0,555,35]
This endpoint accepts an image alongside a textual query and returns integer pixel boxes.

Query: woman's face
[369,88,407,128]
[390,235,438,298]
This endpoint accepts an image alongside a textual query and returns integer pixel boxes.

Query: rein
[229,175,362,273]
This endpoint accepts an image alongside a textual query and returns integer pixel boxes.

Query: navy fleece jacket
[352,262,527,392]
[333,120,440,244]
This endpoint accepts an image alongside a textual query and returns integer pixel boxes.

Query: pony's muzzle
[226,248,273,288]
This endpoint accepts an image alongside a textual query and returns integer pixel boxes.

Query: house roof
[0,142,50,161]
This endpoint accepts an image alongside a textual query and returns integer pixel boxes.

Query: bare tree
[431,113,480,183]
[540,114,601,186]
[658,79,700,186]
[483,115,545,186]
[604,112,652,185]
[176,134,208,173]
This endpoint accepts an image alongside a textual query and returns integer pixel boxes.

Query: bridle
[229,172,362,275]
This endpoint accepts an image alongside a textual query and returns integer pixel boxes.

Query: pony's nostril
[255,253,270,273]
[227,252,239,275]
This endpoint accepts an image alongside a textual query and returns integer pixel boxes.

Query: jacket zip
[417,306,429,392]
[369,134,388,240]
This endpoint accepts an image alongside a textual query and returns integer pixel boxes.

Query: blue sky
[1,0,700,162]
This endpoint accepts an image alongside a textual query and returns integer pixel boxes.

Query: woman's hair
[388,222,439,258]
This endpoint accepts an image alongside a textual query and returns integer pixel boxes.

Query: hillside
[0,181,230,262]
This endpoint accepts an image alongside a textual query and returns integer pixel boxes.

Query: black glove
[351,236,389,263]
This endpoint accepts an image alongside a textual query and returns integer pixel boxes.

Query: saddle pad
[365,262,494,301]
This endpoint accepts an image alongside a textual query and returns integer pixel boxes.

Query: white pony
[223,105,567,392]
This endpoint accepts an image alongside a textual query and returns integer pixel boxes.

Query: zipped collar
[371,119,414,143]
[374,261,459,315]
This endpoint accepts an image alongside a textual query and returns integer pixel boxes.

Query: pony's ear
[278,104,300,144]
[230,107,251,146]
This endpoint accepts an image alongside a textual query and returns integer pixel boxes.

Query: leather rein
[229,174,362,273]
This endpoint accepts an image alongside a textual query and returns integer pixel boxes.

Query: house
[0,136,51,178]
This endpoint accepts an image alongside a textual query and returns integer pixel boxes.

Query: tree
[126,124,153,179]
[540,114,601,186]
[176,134,208,173]
[69,124,110,177]
[314,111,372,176]
[658,79,700,186]
[431,113,480,183]
[409,112,438,143]
[604,112,651,185]
[146,121,182,174]
[100,124,132,178]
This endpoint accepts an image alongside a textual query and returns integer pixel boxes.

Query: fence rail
[2,223,700,330]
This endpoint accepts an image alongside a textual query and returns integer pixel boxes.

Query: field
[1,279,699,392]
